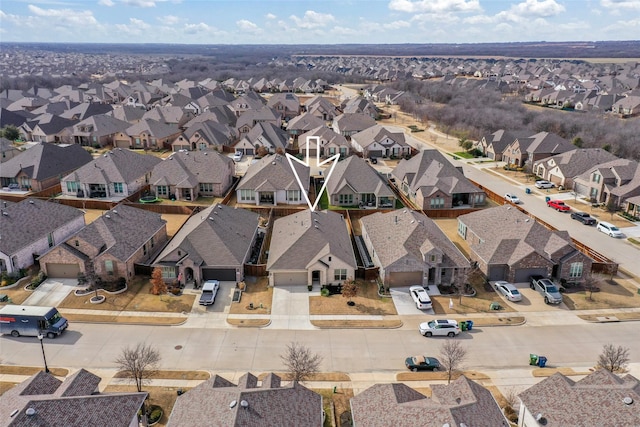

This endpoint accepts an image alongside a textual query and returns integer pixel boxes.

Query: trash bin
[525,188,531,194]
[466,320,474,331]
[538,356,547,368]
[529,354,539,366]
[490,302,501,310]
[459,321,467,331]
[545,196,551,203]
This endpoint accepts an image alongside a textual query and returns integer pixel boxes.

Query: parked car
[409,285,432,310]
[535,180,555,189]
[495,281,522,302]
[405,355,440,372]
[505,193,521,204]
[597,221,623,238]
[547,199,570,212]
[530,277,562,304]
[418,319,460,337]
[369,156,378,164]
[199,280,220,305]
[232,151,243,162]
[571,211,596,225]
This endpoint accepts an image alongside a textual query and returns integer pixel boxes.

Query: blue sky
[0,0,638,44]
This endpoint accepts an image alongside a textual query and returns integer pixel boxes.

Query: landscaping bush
[1,272,20,287]
[321,288,330,297]
[147,405,163,425]
[29,272,47,289]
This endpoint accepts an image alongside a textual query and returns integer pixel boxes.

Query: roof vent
[623,396,634,405]
[240,400,249,409]
[10,409,18,417]
[536,413,547,425]
[229,400,237,409]
[105,214,111,219]
[2,212,8,216]
[113,210,118,214]
[272,161,276,165]
[29,200,35,204]
[25,408,36,416]
[209,217,214,221]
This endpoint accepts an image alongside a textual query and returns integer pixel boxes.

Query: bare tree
[597,343,630,373]
[439,340,467,384]
[114,342,161,392]
[582,272,604,301]
[341,278,358,306]
[280,342,323,383]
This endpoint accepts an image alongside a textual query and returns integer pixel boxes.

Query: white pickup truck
[199,280,220,306]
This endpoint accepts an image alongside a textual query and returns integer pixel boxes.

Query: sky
[0,0,638,45]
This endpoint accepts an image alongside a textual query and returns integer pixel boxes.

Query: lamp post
[37,334,50,373]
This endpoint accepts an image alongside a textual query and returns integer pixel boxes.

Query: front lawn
[562,276,639,310]
[228,277,272,315]
[309,280,397,315]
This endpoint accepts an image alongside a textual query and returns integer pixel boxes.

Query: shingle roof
[350,124,409,149]
[267,210,357,270]
[243,122,289,150]
[125,118,180,139]
[73,114,131,137]
[0,198,84,255]
[533,148,618,180]
[63,148,161,185]
[0,142,93,181]
[298,126,349,148]
[361,210,469,269]
[518,370,640,427]
[154,204,259,268]
[332,113,377,133]
[350,376,508,427]
[326,155,394,198]
[167,372,322,427]
[151,151,233,189]
[237,154,309,192]
[287,113,325,132]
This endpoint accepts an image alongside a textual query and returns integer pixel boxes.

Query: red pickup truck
[547,199,570,212]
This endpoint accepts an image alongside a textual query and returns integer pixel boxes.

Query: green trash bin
[490,302,501,310]
[459,321,467,331]
[529,354,539,366]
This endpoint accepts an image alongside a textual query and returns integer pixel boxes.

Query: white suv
[409,285,432,310]
[232,151,243,161]
[418,319,460,337]
[597,221,623,238]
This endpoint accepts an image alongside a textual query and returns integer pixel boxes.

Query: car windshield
[547,285,559,293]
[610,225,619,231]
[427,321,435,328]
[511,289,520,295]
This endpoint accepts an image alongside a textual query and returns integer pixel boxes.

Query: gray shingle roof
[151,151,233,189]
[237,154,309,192]
[0,198,84,255]
[63,148,161,185]
[243,122,289,150]
[267,210,357,270]
[0,142,92,180]
[154,204,259,268]
[350,124,409,149]
[518,370,640,427]
[533,148,618,180]
[125,118,180,139]
[73,114,130,137]
[326,155,394,198]
[167,372,322,427]
[332,113,376,133]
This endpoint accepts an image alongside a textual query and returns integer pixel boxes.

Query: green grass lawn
[452,151,474,159]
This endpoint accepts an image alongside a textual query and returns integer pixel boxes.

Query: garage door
[514,268,548,284]
[46,263,81,278]
[273,272,308,286]
[549,174,563,185]
[202,268,236,281]
[387,271,422,287]
[487,265,508,281]
[245,148,254,155]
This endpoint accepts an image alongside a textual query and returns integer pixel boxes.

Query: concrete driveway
[488,281,569,312]
[22,278,77,307]
[390,287,435,315]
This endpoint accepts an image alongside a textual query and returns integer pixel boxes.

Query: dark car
[369,156,378,164]
[571,211,596,225]
[405,355,440,372]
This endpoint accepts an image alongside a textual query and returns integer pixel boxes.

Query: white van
[596,221,623,238]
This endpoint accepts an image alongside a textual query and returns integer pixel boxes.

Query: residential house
[71,114,131,147]
[0,369,147,427]
[298,126,350,158]
[476,129,524,161]
[171,120,236,152]
[167,373,322,427]
[0,198,85,275]
[267,210,357,287]
[518,369,640,427]
[285,112,326,141]
[0,142,93,191]
[350,124,411,158]
[502,131,574,168]
[332,113,377,139]
[326,156,395,208]
[228,91,266,117]
[574,158,640,206]
[39,204,167,279]
[153,203,260,284]
[60,148,161,200]
[304,95,339,121]
[532,148,618,189]
[392,150,486,209]
[0,137,21,163]
[149,151,234,200]
[341,96,379,119]
[360,210,469,287]
[350,376,508,427]
[116,118,181,150]
[60,102,113,121]
[234,122,289,155]
[236,154,309,206]
[236,107,281,136]
[0,107,30,129]
[623,194,640,219]
[24,114,76,143]
[108,105,146,124]
[457,205,593,283]
[611,95,640,116]
[142,105,194,128]
[267,92,301,120]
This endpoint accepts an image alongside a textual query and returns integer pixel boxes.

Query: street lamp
[37,334,50,373]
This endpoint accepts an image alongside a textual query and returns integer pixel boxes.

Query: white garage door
[46,263,81,278]
[273,272,308,286]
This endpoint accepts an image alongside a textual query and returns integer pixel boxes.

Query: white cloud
[27,5,98,25]
[115,17,150,35]
[498,0,566,22]
[290,10,335,29]
[183,22,213,34]
[98,0,115,6]
[122,0,157,7]
[411,12,460,24]
[382,20,411,30]
[601,0,640,9]
[388,0,481,13]
[463,14,495,24]
[158,15,180,25]
[265,13,276,19]
[237,19,260,32]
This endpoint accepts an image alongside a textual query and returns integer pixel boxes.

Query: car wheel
[11,330,20,337]
[412,368,418,372]
[530,283,534,289]
[47,332,56,339]
[544,297,549,304]
[448,332,455,337]
[609,233,614,237]
[425,332,432,337]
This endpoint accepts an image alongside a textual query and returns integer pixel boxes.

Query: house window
[47,233,55,248]
[105,260,114,275]
[569,262,583,279]
[430,197,445,208]
[150,237,154,248]
[339,194,353,205]
[334,269,347,280]
[430,255,437,263]
[240,189,255,201]
[66,181,79,193]
[199,142,207,150]
[287,190,300,201]
[113,182,124,194]
[200,183,214,193]
[593,173,601,183]
[458,222,467,239]
[75,240,79,247]
[161,267,176,279]
[157,186,168,196]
